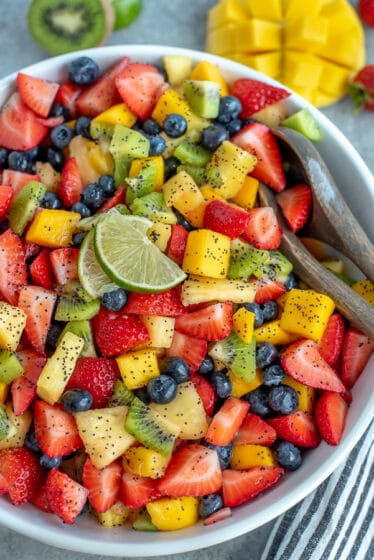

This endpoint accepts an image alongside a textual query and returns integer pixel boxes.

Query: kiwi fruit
[184,80,221,119]
[0,407,11,441]
[109,380,135,407]
[228,239,293,283]
[0,351,24,384]
[28,0,114,56]
[8,181,46,236]
[130,192,177,225]
[176,165,206,186]
[209,333,256,383]
[173,139,212,167]
[132,509,158,532]
[58,319,97,357]
[54,295,100,321]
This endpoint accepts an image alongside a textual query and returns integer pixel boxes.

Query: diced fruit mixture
[0,53,372,534]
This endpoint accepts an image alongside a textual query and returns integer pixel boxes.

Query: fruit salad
[0,53,373,533]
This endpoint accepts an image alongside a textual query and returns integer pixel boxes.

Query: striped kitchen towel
[261,420,374,560]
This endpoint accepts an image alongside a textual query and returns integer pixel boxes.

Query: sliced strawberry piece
[205,397,249,446]
[341,328,374,388]
[124,287,185,317]
[49,247,79,285]
[1,169,41,195]
[157,444,222,497]
[222,466,283,507]
[0,473,8,495]
[121,472,159,508]
[16,73,60,118]
[115,62,167,120]
[203,506,232,526]
[166,331,207,372]
[315,391,348,446]
[190,373,216,416]
[34,401,83,458]
[242,206,282,250]
[82,458,122,513]
[18,285,57,354]
[24,241,41,261]
[67,357,121,408]
[281,339,346,392]
[17,349,47,382]
[76,57,130,117]
[254,277,286,304]
[58,157,84,208]
[0,447,43,505]
[232,122,286,192]
[54,82,82,119]
[203,199,250,239]
[231,78,290,120]
[0,185,14,219]
[11,350,46,415]
[37,115,65,128]
[174,302,233,341]
[97,186,126,213]
[46,468,88,524]
[267,411,321,448]
[317,313,345,366]
[91,306,150,357]
[0,228,27,305]
[233,413,277,446]
[29,248,54,290]
[276,184,312,232]
[0,93,48,151]
[29,483,52,513]
[166,224,189,265]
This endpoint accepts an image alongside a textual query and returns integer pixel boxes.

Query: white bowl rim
[0,44,373,557]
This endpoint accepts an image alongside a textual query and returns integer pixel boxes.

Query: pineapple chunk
[181,275,256,305]
[93,501,130,527]
[163,55,193,87]
[147,222,172,251]
[230,175,259,209]
[0,302,26,352]
[233,307,255,344]
[140,316,175,348]
[68,135,101,185]
[228,368,262,398]
[162,171,204,213]
[0,403,32,450]
[116,349,160,390]
[26,209,81,248]
[231,444,277,469]
[182,229,230,279]
[75,406,135,469]
[146,497,199,531]
[124,446,170,478]
[36,332,84,404]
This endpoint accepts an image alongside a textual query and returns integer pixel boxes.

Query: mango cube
[207,0,249,30]
[0,302,26,352]
[233,307,255,344]
[124,446,170,479]
[285,15,328,52]
[254,319,300,345]
[116,349,160,390]
[183,200,208,228]
[146,497,199,531]
[26,209,81,248]
[234,20,282,53]
[182,229,230,278]
[92,102,137,127]
[228,52,282,79]
[189,60,229,96]
[244,0,283,21]
[229,368,262,398]
[230,176,259,209]
[162,171,204,214]
[231,444,277,469]
[0,382,9,404]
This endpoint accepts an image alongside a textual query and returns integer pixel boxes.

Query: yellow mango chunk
[283,0,324,20]
[233,307,255,344]
[26,209,81,248]
[189,60,229,96]
[124,446,170,479]
[243,0,282,22]
[182,229,230,279]
[228,52,282,79]
[0,302,26,352]
[285,15,328,53]
[0,382,9,404]
[352,279,374,306]
[200,186,224,201]
[254,319,300,345]
[283,376,315,415]
[129,156,164,192]
[280,288,335,341]
[230,175,259,209]
[229,368,262,397]
[163,171,204,213]
[92,103,137,127]
[207,0,249,30]
[183,200,209,228]
[116,349,160,390]
[233,20,282,53]
[231,444,277,469]
[146,497,199,531]
[140,316,175,348]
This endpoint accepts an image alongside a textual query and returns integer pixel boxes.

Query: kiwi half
[28,0,114,56]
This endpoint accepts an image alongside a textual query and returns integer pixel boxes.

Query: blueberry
[75,116,92,138]
[0,220,9,235]
[217,96,242,124]
[46,321,65,349]
[164,156,180,180]
[101,288,127,311]
[243,302,264,328]
[50,124,74,149]
[149,134,166,156]
[201,124,229,151]
[41,191,62,209]
[72,232,85,248]
[197,355,215,376]
[268,384,298,414]
[243,386,271,418]
[210,370,232,399]
[8,151,30,172]
[160,357,190,384]
[81,183,105,210]
[61,388,93,413]
[143,118,161,135]
[273,440,302,471]
[133,386,151,404]
[25,427,40,453]
[25,146,40,162]
[205,442,233,469]
[46,147,64,171]
[98,174,115,197]
[147,374,178,404]
[0,148,9,168]
[226,118,242,135]
[284,272,299,291]
[71,202,91,217]
[256,343,278,368]
[262,364,286,387]
[262,300,279,322]
[39,455,62,469]
[49,102,69,121]
[198,493,224,519]
[68,56,99,86]
[163,114,188,138]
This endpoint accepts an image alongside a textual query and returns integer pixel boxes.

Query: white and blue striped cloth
[261,421,374,560]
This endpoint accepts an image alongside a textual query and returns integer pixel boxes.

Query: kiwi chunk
[0,407,11,440]
[173,140,212,167]
[130,192,177,224]
[55,295,100,321]
[228,239,293,282]
[109,380,134,407]
[125,397,180,457]
[184,80,220,119]
[28,0,112,56]
[281,108,323,142]
[177,165,207,186]
[133,509,158,532]
[8,181,46,236]
[58,320,97,357]
[209,333,256,383]
[0,351,24,384]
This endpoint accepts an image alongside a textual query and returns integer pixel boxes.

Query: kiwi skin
[28,0,114,56]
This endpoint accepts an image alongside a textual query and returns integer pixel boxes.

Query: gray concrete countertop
[0,1,373,559]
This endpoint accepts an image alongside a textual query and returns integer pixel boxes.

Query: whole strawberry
[358,0,374,26]
[0,447,43,505]
[349,65,374,111]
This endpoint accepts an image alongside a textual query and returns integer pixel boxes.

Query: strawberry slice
[67,357,121,408]
[205,397,249,446]
[317,313,345,366]
[166,224,189,265]
[34,400,83,458]
[0,185,14,219]
[1,170,41,195]
[16,72,60,118]
[190,373,216,416]
[157,444,222,497]
[37,115,65,128]
[232,122,286,192]
[222,466,283,507]
[54,81,82,118]
[340,328,374,388]
[231,78,290,120]
[49,247,79,285]
[174,302,233,341]
[97,186,126,213]
[203,506,232,526]
[122,472,159,508]
[0,473,8,495]
[281,339,346,392]
[315,391,348,446]
[242,207,282,250]
[115,62,167,120]
[11,350,46,416]
[233,413,277,446]
[46,468,88,524]
[18,285,57,354]
[203,199,251,239]
[58,157,84,208]
[267,411,321,448]
[254,277,286,304]
[82,458,122,513]
[76,57,130,117]
[0,93,48,151]
[0,228,27,305]
[29,248,54,290]
[124,287,185,317]
[29,483,52,513]
[0,447,43,505]
[166,331,207,372]
[276,184,312,232]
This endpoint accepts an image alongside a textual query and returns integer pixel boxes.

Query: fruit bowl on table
[0,45,373,557]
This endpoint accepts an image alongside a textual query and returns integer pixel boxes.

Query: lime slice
[112,0,142,30]
[78,230,119,299]
[94,213,187,292]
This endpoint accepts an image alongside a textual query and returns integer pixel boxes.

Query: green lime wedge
[94,213,187,293]
[78,230,119,299]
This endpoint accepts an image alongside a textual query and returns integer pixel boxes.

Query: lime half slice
[94,213,187,292]
[78,229,119,298]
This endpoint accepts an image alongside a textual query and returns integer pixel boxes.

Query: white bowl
[0,45,373,557]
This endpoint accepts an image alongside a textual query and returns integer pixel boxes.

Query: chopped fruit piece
[231,78,290,119]
[146,496,199,531]
[82,458,122,513]
[233,413,277,446]
[0,93,48,151]
[124,288,185,317]
[283,376,315,415]
[11,350,46,416]
[276,184,313,232]
[352,279,374,305]
[203,199,250,239]
[190,373,216,416]
[205,397,249,446]
[54,82,81,118]
[140,315,175,348]
[116,349,160,390]
[341,328,374,388]
[315,391,348,446]
[242,207,282,250]
[232,307,255,344]
[181,275,257,306]
[67,357,121,408]
[254,278,286,304]
[46,468,88,524]
[122,472,159,508]
[0,404,32,450]
[29,249,54,290]
[166,224,189,265]
[0,302,27,352]
[267,411,321,448]
[317,313,345,366]
[231,444,277,469]
[34,400,82,458]
[0,447,43,505]
[25,209,81,249]
[2,170,41,195]
[18,286,57,354]
[124,446,170,479]
[222,466,283,507]
[174,302,233,341]
[50,248,79,285]
[166,331,207,372]
[182,228,231,279]
[203,506,232,526]
[0,229,27,306]
[16,73,60,118]
[358,0,374,27]
[58,158,84,208]
[0,186,14,220]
